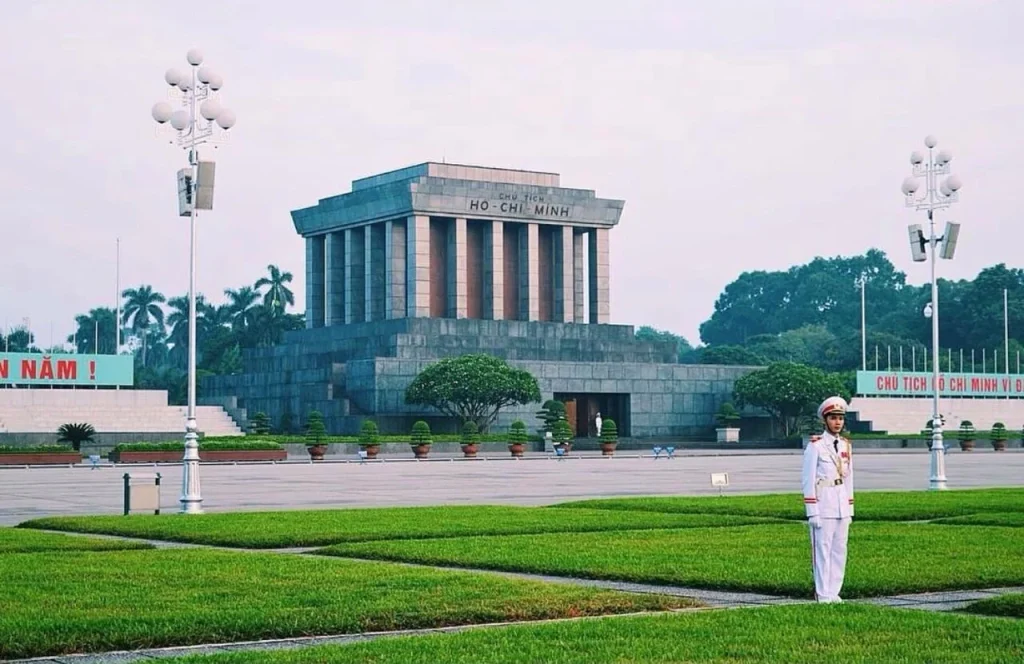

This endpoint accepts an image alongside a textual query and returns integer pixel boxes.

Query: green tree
[67,308,118,354]
[733,362,850,438]
[224,286,261,332]
[166,294,208,370]
[121,285,166,367]
[56,422,95,452]
[250,412,271,435]
[255,264,295,314]
[535,399,566,434]
[411,420,432,444]
[635,326,693,361]
[1,326,36,352]
[404,354,541,431]
[699,345,766,366]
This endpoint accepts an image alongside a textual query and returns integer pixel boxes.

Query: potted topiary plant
[460,420,480,458]
[599,417,619,456]
[410,420,432,459]
[359,419,380,459]
[508,420,527,457]
[991,421,1008,452]
[305,411,328,460]
[250,412,271,435]
[715,402,741,443]
[958,420,975,452]
[552,416,573,453]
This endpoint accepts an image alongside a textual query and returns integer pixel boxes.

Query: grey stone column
[588,227,610,324]
[364,223,386,321]
[305,235,325,328]
[406,215,431,317]
[447,217,468,318]
[553,225,574,322]
[324,231,346,326]
[344,227,365,323]
[518,223,540,321]
[573,230,586,323]
[385,219,407,319]
[482,220,504,320]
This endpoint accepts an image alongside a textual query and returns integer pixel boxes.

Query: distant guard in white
[802,396,855,603]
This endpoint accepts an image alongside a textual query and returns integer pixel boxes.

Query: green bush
[600,418,619,443]
[461,421,480,445]
[508,420,528,445]
[991,422,1007,441]
[359,420,380,446]
[0,445,74,455]
[536,400,566,434]
[958,421,975,441]
[250,412,271,435]
[411,420,432,445]
[305,411,327,445]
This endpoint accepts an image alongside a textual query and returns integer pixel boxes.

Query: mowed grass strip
[18,506,778,548]
[160,604,1024,664]
[961,593,1024,618]
[0,527,152,554]
[320,522,1024,598]
[932,512,1024,527]
[0,548,695,660]
[554,487,1024,521]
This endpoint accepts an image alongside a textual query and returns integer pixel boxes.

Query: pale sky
[1,0,1021,348]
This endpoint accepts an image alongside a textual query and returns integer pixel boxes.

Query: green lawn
[553,488,1024,521]
[0,527,152,553]
[961,593,1024,618]
[0,548,694,660]
[932,512,1024,527]
[18,506,778,548]
[319,522,1024,598]
[161,604,1024,663]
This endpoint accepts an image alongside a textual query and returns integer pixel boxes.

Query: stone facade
[203,163,758,438]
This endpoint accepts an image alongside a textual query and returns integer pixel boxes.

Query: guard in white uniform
[802,396,855,603]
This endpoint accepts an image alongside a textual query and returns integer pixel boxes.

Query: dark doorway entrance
[554,393,630,437]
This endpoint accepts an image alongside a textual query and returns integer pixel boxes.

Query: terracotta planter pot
[0,453,81,465]
[600,441,618,456]
[307,444,327,461]
[959,440,975,452]
[461,443,478,458]
[412,443,431,459]
[993,439,1007,451]
[508,442,525,457]
[363,444,380,459]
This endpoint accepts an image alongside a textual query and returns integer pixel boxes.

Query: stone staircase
[0,389,243,436]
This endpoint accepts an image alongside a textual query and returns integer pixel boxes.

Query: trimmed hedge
[111,441,284,453]
[0,445,75,455]
[201,433,544,444]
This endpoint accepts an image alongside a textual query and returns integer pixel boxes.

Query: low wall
[0,389,169,407]
[0,433,185,456]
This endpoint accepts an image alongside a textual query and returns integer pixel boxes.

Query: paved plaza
[1,449,1021,525]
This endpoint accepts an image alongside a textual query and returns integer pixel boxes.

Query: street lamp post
[902,135,963,491]
[151,48,235,514]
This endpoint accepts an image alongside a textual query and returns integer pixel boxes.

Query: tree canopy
[404,354,541,431]
[733,362,851,438]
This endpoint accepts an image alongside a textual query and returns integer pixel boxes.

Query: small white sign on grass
[710,472,729,495]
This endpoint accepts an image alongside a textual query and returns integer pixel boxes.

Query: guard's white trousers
[809,517,851,601]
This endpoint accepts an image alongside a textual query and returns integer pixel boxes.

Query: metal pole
[960,348,964,373]
[1005,288,1010,376]
[115,238,121,353]
[861,278,866,371]
[927,206,947,490]
[180,61,202,515]
[899,346,904,372]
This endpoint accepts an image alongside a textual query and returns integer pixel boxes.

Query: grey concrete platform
[2,449,1021,526]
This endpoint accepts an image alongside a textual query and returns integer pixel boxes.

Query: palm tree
[224,286,260,331]
[167,294,208,370]
[255,264,295,314]
[121,285,166,367]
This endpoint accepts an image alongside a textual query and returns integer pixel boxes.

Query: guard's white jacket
[802,432,854,519]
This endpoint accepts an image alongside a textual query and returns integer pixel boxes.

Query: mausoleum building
[203,163,754,437]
